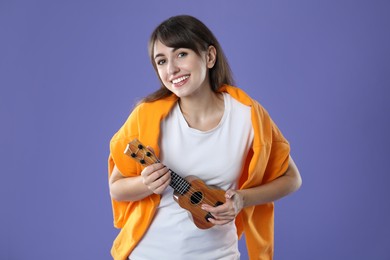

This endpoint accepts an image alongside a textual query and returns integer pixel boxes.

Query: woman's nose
[167,60,180,75]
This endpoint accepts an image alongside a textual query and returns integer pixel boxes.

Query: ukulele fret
[125,140,191,195]
[170,171,190,195]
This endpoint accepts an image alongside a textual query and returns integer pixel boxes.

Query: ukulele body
[173,175,226,229]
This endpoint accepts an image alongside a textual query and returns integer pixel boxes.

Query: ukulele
[124,139,226,229]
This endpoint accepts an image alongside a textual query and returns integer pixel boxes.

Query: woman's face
[153,40,216,99]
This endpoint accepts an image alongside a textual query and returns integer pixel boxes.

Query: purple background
[1,1,389,259]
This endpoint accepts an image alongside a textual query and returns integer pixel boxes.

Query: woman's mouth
[171,75,189,87]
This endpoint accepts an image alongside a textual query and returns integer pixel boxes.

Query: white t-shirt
[129,93,254,260]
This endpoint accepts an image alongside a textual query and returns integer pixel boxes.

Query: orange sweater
[108,85,290,260]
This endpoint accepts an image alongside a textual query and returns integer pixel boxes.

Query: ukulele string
[135,149,220,207]
[154,161,219,207]
[167,169,220,208]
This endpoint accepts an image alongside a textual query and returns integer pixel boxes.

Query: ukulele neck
[169,170,190,195]
[124,139,191,196]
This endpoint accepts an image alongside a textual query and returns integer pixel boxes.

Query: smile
[172,75,189,84]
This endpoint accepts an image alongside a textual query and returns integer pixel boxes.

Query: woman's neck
[178,90,224,131]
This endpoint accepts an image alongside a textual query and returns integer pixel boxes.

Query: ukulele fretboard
[170,171,190,195]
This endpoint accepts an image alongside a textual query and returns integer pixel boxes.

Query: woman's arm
[202,156,302,225]
[109,163,171,202]
[237,155,302,207]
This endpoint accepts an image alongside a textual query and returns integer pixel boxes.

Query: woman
[108,15,302,260]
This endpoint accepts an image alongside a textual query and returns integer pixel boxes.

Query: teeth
[172,76,189,84]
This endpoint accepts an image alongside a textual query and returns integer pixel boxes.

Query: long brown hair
[141,15,235,103]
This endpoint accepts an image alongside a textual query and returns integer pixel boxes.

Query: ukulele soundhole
[190,191,203,205]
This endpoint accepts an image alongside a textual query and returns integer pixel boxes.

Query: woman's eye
[157,59,166,65]
[178,52,187,58]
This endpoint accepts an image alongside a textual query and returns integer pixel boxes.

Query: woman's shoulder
[222,85,274,126]
[220,85,260,107]
[126,94,178,128]
[136,94,178,111]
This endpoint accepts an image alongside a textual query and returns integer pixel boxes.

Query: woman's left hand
[201,189,244,225]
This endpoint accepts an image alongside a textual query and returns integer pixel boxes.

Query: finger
[153,170,171,187]
[209,212,236,222]
[207,216,235,225]
[201,203,226,214]
[208,208,233,217]
[145,168,170,188]
[141,165,168,185]
[141,165,160,180]
[151,166,170,180]
[147,168,171,191]
[141,163,166,176]
[153,176,171,194]
[202,199,234,213]
[202,209,235,222]
[225,189,236,199]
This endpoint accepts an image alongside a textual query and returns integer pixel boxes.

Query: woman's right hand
[141,163,171,194]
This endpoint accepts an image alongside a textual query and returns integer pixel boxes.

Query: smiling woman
[107,15,301,260]
[152,41,215,101]
[142,15,235,103]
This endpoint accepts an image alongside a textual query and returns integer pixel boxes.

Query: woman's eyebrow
[154,53,164,60]
[154,48,180,60]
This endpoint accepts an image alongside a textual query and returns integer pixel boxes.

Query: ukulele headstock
[124,139,159,166]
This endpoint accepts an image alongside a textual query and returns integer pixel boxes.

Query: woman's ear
[207,45,217,69]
